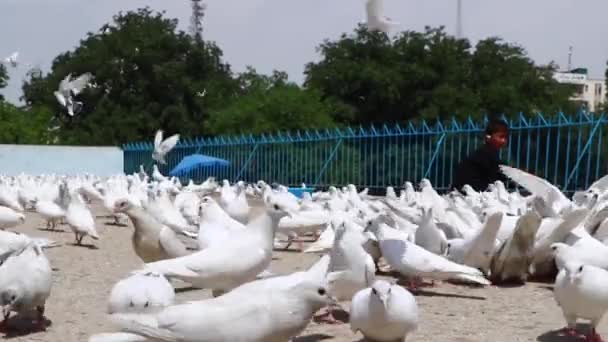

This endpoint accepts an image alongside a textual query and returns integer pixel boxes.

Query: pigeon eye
[372,288,377,295]
[578,265,584,272]
[273,204,279,210]
[317,288,326,296]
[144,302,149,308]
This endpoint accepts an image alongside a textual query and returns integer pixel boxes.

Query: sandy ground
[2,201,606,342]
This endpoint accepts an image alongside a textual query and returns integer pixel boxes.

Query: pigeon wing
[159,134,180,154]
[500,165,570,206]
[54,91,67,107]
[588,174,608,193]
[366,0,382,19]
[69,72,93,95]
[154,130,163,149]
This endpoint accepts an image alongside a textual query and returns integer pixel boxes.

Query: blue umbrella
[169,154,230,177]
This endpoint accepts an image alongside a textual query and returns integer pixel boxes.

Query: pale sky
[1,0,607,104]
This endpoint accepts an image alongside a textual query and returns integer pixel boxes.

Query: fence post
[234,143,260,182]
[424,133,447,179]
[314,139,343,186]
[564,113,605,191]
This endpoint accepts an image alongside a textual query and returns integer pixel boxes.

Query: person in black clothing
[451,119,510,193]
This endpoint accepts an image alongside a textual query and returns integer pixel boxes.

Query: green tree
[22,7,238,145]
[304,26,575,125]
[0,103,55,144]
[0,64,8,102]
[470,38,575,116]
[206,67,341,135]
[305,26,482,124]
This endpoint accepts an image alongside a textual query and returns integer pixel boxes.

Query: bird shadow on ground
[537,325,591,342]
[174,286,201,294]
[104,221,128,227]
[537,285,555,292]
[491,279,527,288]
[273,248,305,254]
[412,289,486,301]
[37,227,66,233]
[313,309,350,324]
[375,270,400,277]
[1,316,52,339]
[68,243,99,250]
[293,333,334,342]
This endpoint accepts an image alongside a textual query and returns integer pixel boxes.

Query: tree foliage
[22,7,238,145]
[0,64,7,102]
[0,9,581,147]
[206,67,343,135]
[305,25,576,125]
[0,103,54,144]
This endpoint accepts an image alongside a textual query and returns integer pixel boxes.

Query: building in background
[553,68,606,112]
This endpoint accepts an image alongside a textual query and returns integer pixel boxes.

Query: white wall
[0,145,123,176]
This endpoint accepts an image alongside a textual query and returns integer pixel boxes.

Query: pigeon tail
[111,313,183,341]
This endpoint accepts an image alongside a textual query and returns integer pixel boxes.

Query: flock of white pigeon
[1,1,606,341]
[0,159,606,341]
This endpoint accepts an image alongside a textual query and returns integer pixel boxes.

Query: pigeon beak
[379,295,389,308]
[2,305,9,318]
[327,295,338,305]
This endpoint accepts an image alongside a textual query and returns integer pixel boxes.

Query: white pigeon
[152,130,180,164]
[0,243,52,331]
[365,0,400,34]
[530,208,589,277]
[142,199,288,294]
[554,262,608,341]
[500,165,572,216]
[555,231,608,271]
[236,254,330,293]
[414,207,448,255]
[2,52,18,68]
[196,196,246,250]
[316,220,376,323]
[54,72,93,116]
[173,191,201,226]
[144,189,196,235]
[113,198,189,263]
[0,230,59,256]
[108,271,175,314]
[490,211,542,283]
[350,279,419,342]
[151,165,167,183]
[446,211,503,274]
[218,181,250,224]
[65,188,99,245]
[304,224,336,254]
[0,206,25,229]
[326,221,376,301]
[109,281,334,342]
[88,332,147,342]
[277,209,329,251]
[367,218,491,286]
[33,199,66,230]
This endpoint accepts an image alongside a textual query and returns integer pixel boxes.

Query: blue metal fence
[122,112,607,194]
